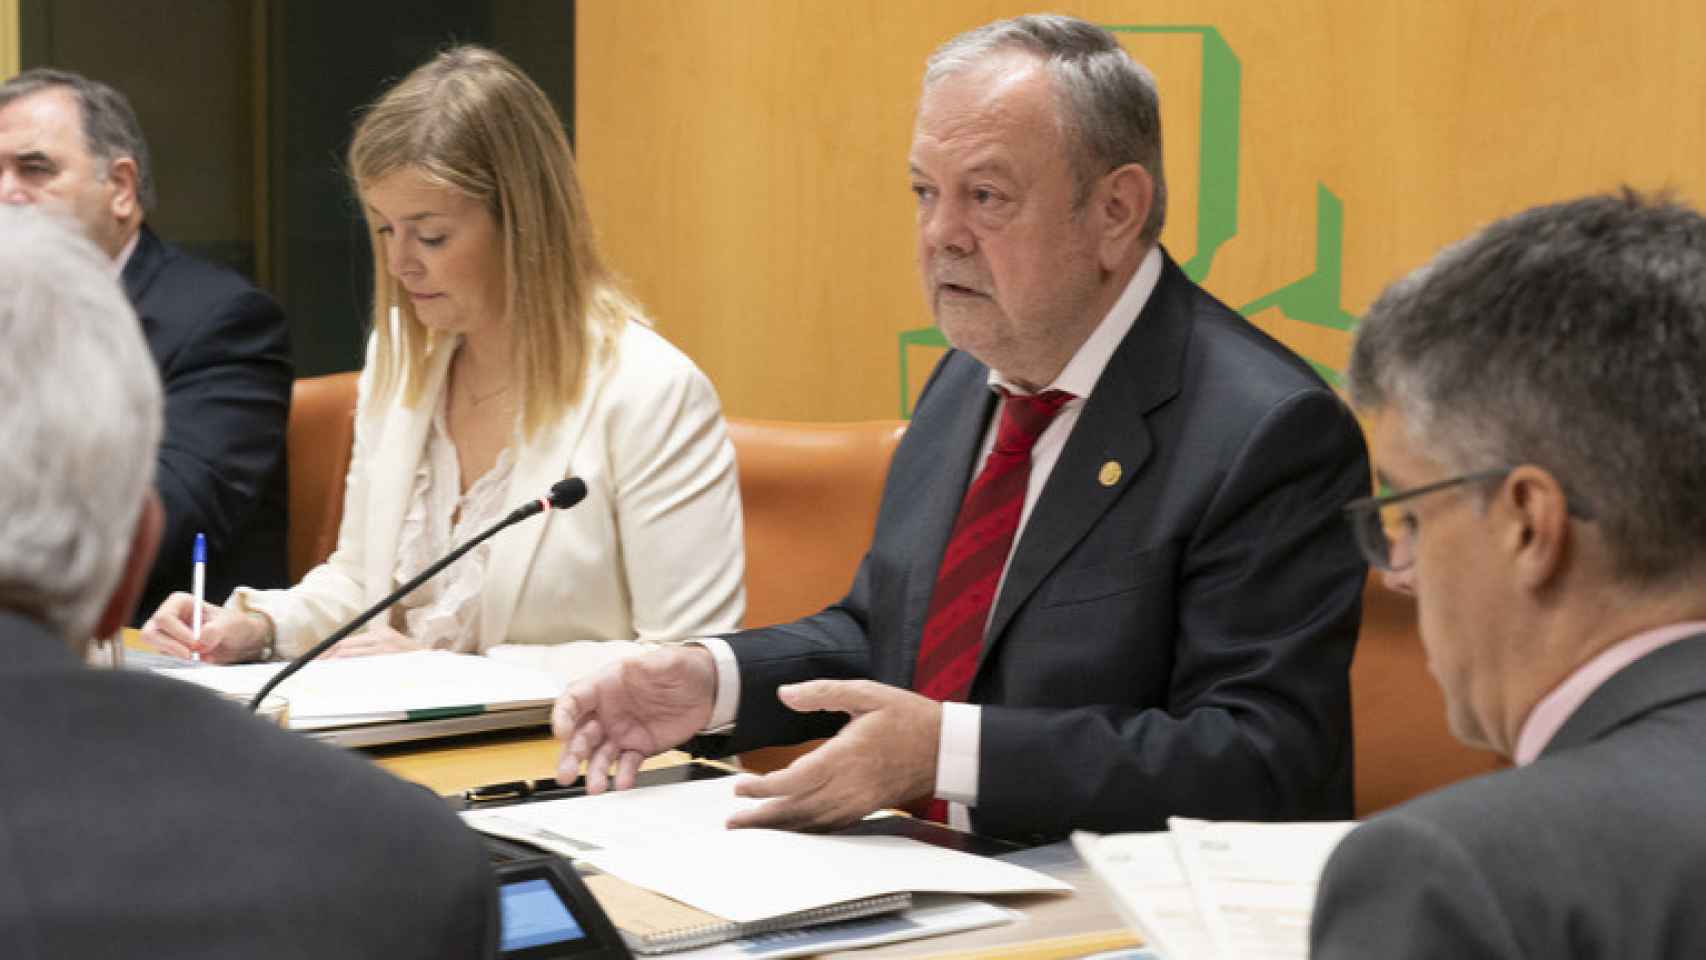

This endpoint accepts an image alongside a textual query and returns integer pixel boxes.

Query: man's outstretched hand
[553,645,718,793]
[728,679,942,832]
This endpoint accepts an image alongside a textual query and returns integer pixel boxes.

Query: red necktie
[909,388,1072,822]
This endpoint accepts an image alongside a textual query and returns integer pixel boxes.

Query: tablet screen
[500,877,587,951]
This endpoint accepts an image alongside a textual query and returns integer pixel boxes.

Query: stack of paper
[463,777,1067,953]
[155,649,562,730]
[664,894,1018,960]
[1073,818,1356,960]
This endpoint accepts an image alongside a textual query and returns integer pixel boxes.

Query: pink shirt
[1512,621,1706,765]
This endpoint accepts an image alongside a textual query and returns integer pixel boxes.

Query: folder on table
[154,650,562,746]
[463,778,1067,955]
[584,873,910,955]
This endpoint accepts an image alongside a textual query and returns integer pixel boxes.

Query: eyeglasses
[1343,469,1511,572]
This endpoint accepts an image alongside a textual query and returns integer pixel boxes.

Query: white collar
[112,228,141,278]
[986,245,1163,399]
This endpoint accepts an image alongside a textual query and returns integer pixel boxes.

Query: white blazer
[232,319,745,681]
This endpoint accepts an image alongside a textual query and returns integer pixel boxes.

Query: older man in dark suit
[1310,192,1706,958]
[0,204,495,957]
[0,68,290,625]
[552,14,1370,842]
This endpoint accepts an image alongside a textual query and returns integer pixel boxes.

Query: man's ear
[1093,162,1154,271]
[94,491,164,640]
[105,156,141,223]
[1499,466,1572,591]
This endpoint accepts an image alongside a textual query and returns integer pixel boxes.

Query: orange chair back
[727,418,906,629]
[286,372,359,582]
[1350,574,1504,815]
[726,417,905,772]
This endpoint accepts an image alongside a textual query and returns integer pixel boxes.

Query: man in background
[0,67,291,624]
[0,204,496,957]
[1311,191,1706,957]
[553,14,1369,842]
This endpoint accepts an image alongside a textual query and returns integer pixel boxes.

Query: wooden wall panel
[0,0,17,79]
[578,1,1706,421]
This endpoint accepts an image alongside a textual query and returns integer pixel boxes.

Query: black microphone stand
[248,478,587,712]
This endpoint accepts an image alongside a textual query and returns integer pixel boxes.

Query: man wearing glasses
[1312,191,1706,958]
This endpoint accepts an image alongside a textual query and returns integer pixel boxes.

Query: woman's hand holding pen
[140,594,272,663]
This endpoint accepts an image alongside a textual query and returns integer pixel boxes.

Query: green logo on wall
[898,25,1357,416]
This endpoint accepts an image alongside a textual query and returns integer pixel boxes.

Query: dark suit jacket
[711,254,1370,842]
[1312,633,1706,959]
[123,225,292,625]
[0,610,498,958]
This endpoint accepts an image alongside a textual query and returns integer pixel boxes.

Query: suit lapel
[478,339,613,646]
[119,225,168,305]
[898,356,998,685]
[1544,633,1706,757]
[363,343,454,604]
[978,257,1194,669]
[120,227,171,368]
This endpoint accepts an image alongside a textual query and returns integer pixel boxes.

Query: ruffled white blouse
[388,401,517,652]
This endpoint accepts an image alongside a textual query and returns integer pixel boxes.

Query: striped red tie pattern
[909,388,1072,823]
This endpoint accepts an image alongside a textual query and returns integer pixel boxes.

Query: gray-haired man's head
[0,205,163,645]
[924,14,1167,245]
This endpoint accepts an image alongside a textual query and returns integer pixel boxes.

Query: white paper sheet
[1072,831,1217,960]
[1166,818,1354,960]
[580,831,1068,924]
[461,777,1069,925]
[1076,819,1355,960]
[154,649,562,728]
[463,775,770,851]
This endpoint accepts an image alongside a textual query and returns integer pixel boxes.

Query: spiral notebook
[583,873,911,955]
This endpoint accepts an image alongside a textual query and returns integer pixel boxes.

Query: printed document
[1074,817,1355,960]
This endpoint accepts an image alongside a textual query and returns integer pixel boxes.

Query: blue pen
[190,533,207,662]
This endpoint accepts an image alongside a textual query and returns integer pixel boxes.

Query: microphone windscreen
[549,477,588,510]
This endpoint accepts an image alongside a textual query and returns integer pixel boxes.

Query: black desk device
[495,855,632,959]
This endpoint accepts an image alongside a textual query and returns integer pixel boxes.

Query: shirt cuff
[937,701,981,812]
[688,636,740,733]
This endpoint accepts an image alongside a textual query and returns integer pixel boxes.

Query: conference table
[367,728,1141,960]
[123,628,1140,959]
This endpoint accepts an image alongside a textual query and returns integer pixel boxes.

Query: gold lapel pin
[1099,460,1122,487]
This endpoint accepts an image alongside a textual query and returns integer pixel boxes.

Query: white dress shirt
[112,230,139,275]
[703,247,1163,830]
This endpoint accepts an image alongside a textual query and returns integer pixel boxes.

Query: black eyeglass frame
[1346,465,1600,572]
[1343,468,1512,572]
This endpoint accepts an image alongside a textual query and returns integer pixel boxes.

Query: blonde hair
[348,45,631,437]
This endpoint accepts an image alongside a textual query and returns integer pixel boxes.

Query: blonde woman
[142,47,745,680]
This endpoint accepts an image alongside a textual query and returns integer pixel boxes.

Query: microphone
[247,477,589,712]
